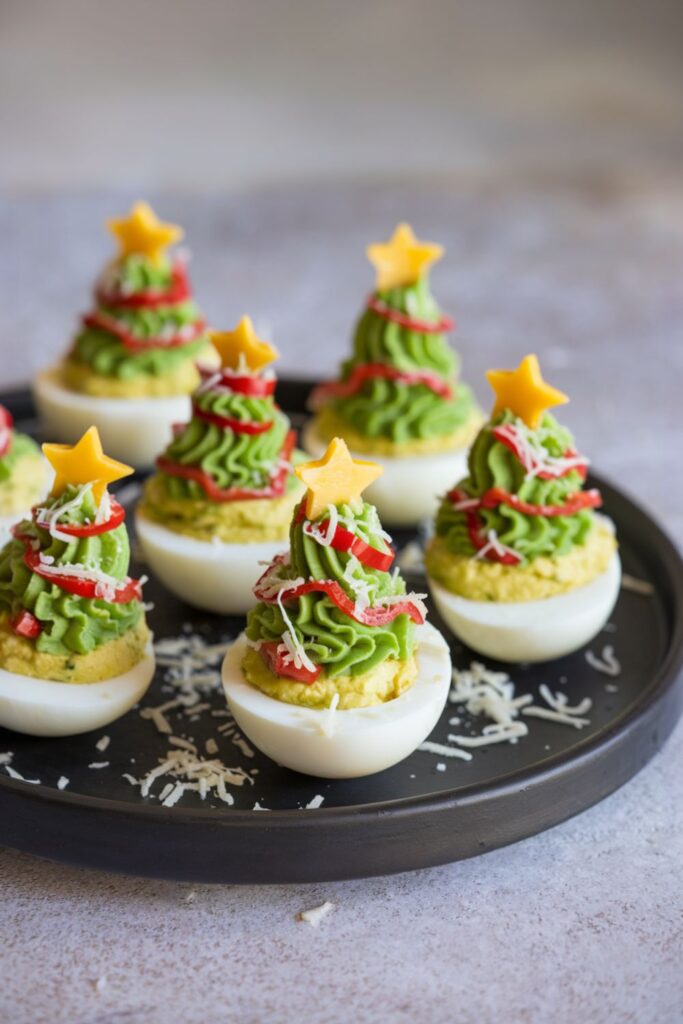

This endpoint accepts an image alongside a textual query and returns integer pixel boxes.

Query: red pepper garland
[294,502,395,572]
[253,555,425,628]
[191,403,274,435]
[199,367,277,398]
[448,484,603,565]
[311,362,454,408]
[491,425,588,480]
[33,498,126,537]
[82,311,206,353]
[96,260,191,309]
[0,404,13,459]
[157,430,296,502]
[366,294,454,334]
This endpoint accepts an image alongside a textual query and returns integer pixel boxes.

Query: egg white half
[428,551,621,663]
[33,367,193,470]
[302,419,468,527]
[136,513,288,615]
[0,642,155,737]
[221,622,451,778]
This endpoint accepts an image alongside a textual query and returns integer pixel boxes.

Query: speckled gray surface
[0,180,682,1024]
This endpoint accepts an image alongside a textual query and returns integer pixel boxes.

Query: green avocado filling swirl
[434,410,595,562]
[332,277,476,442]
[158,381,293,498]
[246,501,416,677]
[0,432,41,484]
[0,485,142,656]
[70,253,209,380]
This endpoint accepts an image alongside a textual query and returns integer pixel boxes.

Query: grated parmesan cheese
[305,794,325,809]
[585,645,621,677]
[57,776,69,790]
[297,901,335,927]
[95,735,110,753]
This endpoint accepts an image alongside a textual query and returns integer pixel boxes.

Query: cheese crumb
[297,901,335,927]
[57,776,69,790]
[95,735,111,753]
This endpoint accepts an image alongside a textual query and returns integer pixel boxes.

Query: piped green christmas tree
[311,223,480,453]
[66,201,212,395]
[243,437,427,708]
[427,354,617,599]
[0,427,146,665]
[139,317,303,542]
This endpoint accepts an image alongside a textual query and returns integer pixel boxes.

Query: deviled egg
[303,223,481,526]
[0,403,51,546]
[0,426,154,736]
[136,317,304,615]
[425,355,620,663]
[221,437,452,778]
[33,201,217,468]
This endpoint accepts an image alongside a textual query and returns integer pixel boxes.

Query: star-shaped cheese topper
[107,201,183,264]
[295,437,383,520]
[366,222,444,292]
[486,353,569,429]
[42,426,133,505]
[209,316,279,374]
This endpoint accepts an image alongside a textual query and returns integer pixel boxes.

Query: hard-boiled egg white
[302,418,469,527]
[428,551,621,664]
[136,513,288,615]
[221,623,451,778]
[34,367,194,470]
[0,642,155,737]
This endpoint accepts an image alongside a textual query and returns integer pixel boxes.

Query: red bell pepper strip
[192,404,274,435]
[479,486,602,518]
[21,546,142,602]
[82,311,206,353]
[0,404,13,459]
[96,261,191,309]
[13,527,142,603]
[33,498,126,537]
[157,430,296,502]
[491,426,588,480]
[295,503,395,572]
[447,488,522,566]
[10,609,42,639]
[253,557,425,627]
[366,294,454,333]
[310,362,453,408]
[258,641,321,684]
[199,368,276,398]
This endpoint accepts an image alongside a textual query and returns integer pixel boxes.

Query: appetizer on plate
[426,355,620,662]
[0,426,154,736]
[221,437,451,778]
[0,404,51,546]
[303,223,481,525]
[136,316,304,614]
[33,201,216,468]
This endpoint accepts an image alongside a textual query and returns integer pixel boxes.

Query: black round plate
[0,384,681,884]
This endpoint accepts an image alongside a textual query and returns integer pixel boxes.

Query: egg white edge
[33,365,193,418]
[302,417,471,469]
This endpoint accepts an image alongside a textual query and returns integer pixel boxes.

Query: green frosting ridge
[70,253,209,380]
[246,500,417,677]
[0,432,41,484]
[332,277,476,441]
[434,411,595,562]
[159,380,292,498]
[0,485,142,656]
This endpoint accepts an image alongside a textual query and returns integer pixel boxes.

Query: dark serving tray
[0,382,681,884]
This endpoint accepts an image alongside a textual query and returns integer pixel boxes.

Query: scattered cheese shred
[585,645,621,677]
[95,735,110,753]
[297,901,335,927]
[57,776,69,790]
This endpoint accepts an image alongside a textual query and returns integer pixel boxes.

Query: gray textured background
[1,1,682,1022]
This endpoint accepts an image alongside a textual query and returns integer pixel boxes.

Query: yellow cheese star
[296,437,383,520]
[209,316,279,373]
[486,354,569,429]
[367,222,444,292]
[107,201,183,264]
[43,426,133,505]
